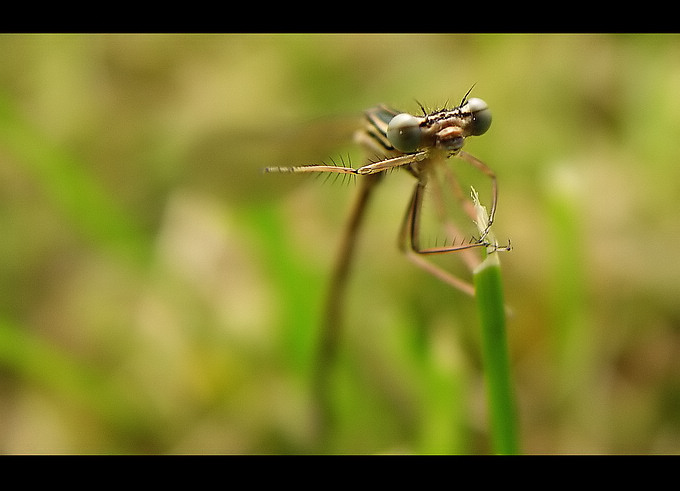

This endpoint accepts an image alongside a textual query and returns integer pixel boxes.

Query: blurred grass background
[0,33,679,454]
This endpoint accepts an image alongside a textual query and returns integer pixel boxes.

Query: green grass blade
[474,254,519,454]
[471,188,519,455]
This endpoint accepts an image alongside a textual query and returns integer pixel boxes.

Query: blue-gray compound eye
[387,113,422,153]
[465,98,492,136]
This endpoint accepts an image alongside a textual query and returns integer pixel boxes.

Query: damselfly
[265,88,510,296]
[265,89,510,441]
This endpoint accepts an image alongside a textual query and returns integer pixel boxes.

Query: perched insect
[265,89,511,439]
[265,88,510,297]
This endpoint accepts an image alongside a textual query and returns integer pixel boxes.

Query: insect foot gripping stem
[470,187,512,255]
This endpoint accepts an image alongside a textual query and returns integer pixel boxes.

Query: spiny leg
[425,161,483,272]
[405,174,489,255]
[398,176,486,297]
[264,151,425,177]
[264,164,358,175]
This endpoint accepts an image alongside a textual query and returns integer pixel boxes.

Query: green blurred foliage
[0,33,679,453]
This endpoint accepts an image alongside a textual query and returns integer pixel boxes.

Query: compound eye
[465,97,492,136]
[387,113,422,153]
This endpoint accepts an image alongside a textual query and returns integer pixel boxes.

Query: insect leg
[263,164,358,175]
[398,176,484,297]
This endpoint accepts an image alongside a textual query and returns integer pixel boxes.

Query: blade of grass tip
[471,188,519,455]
